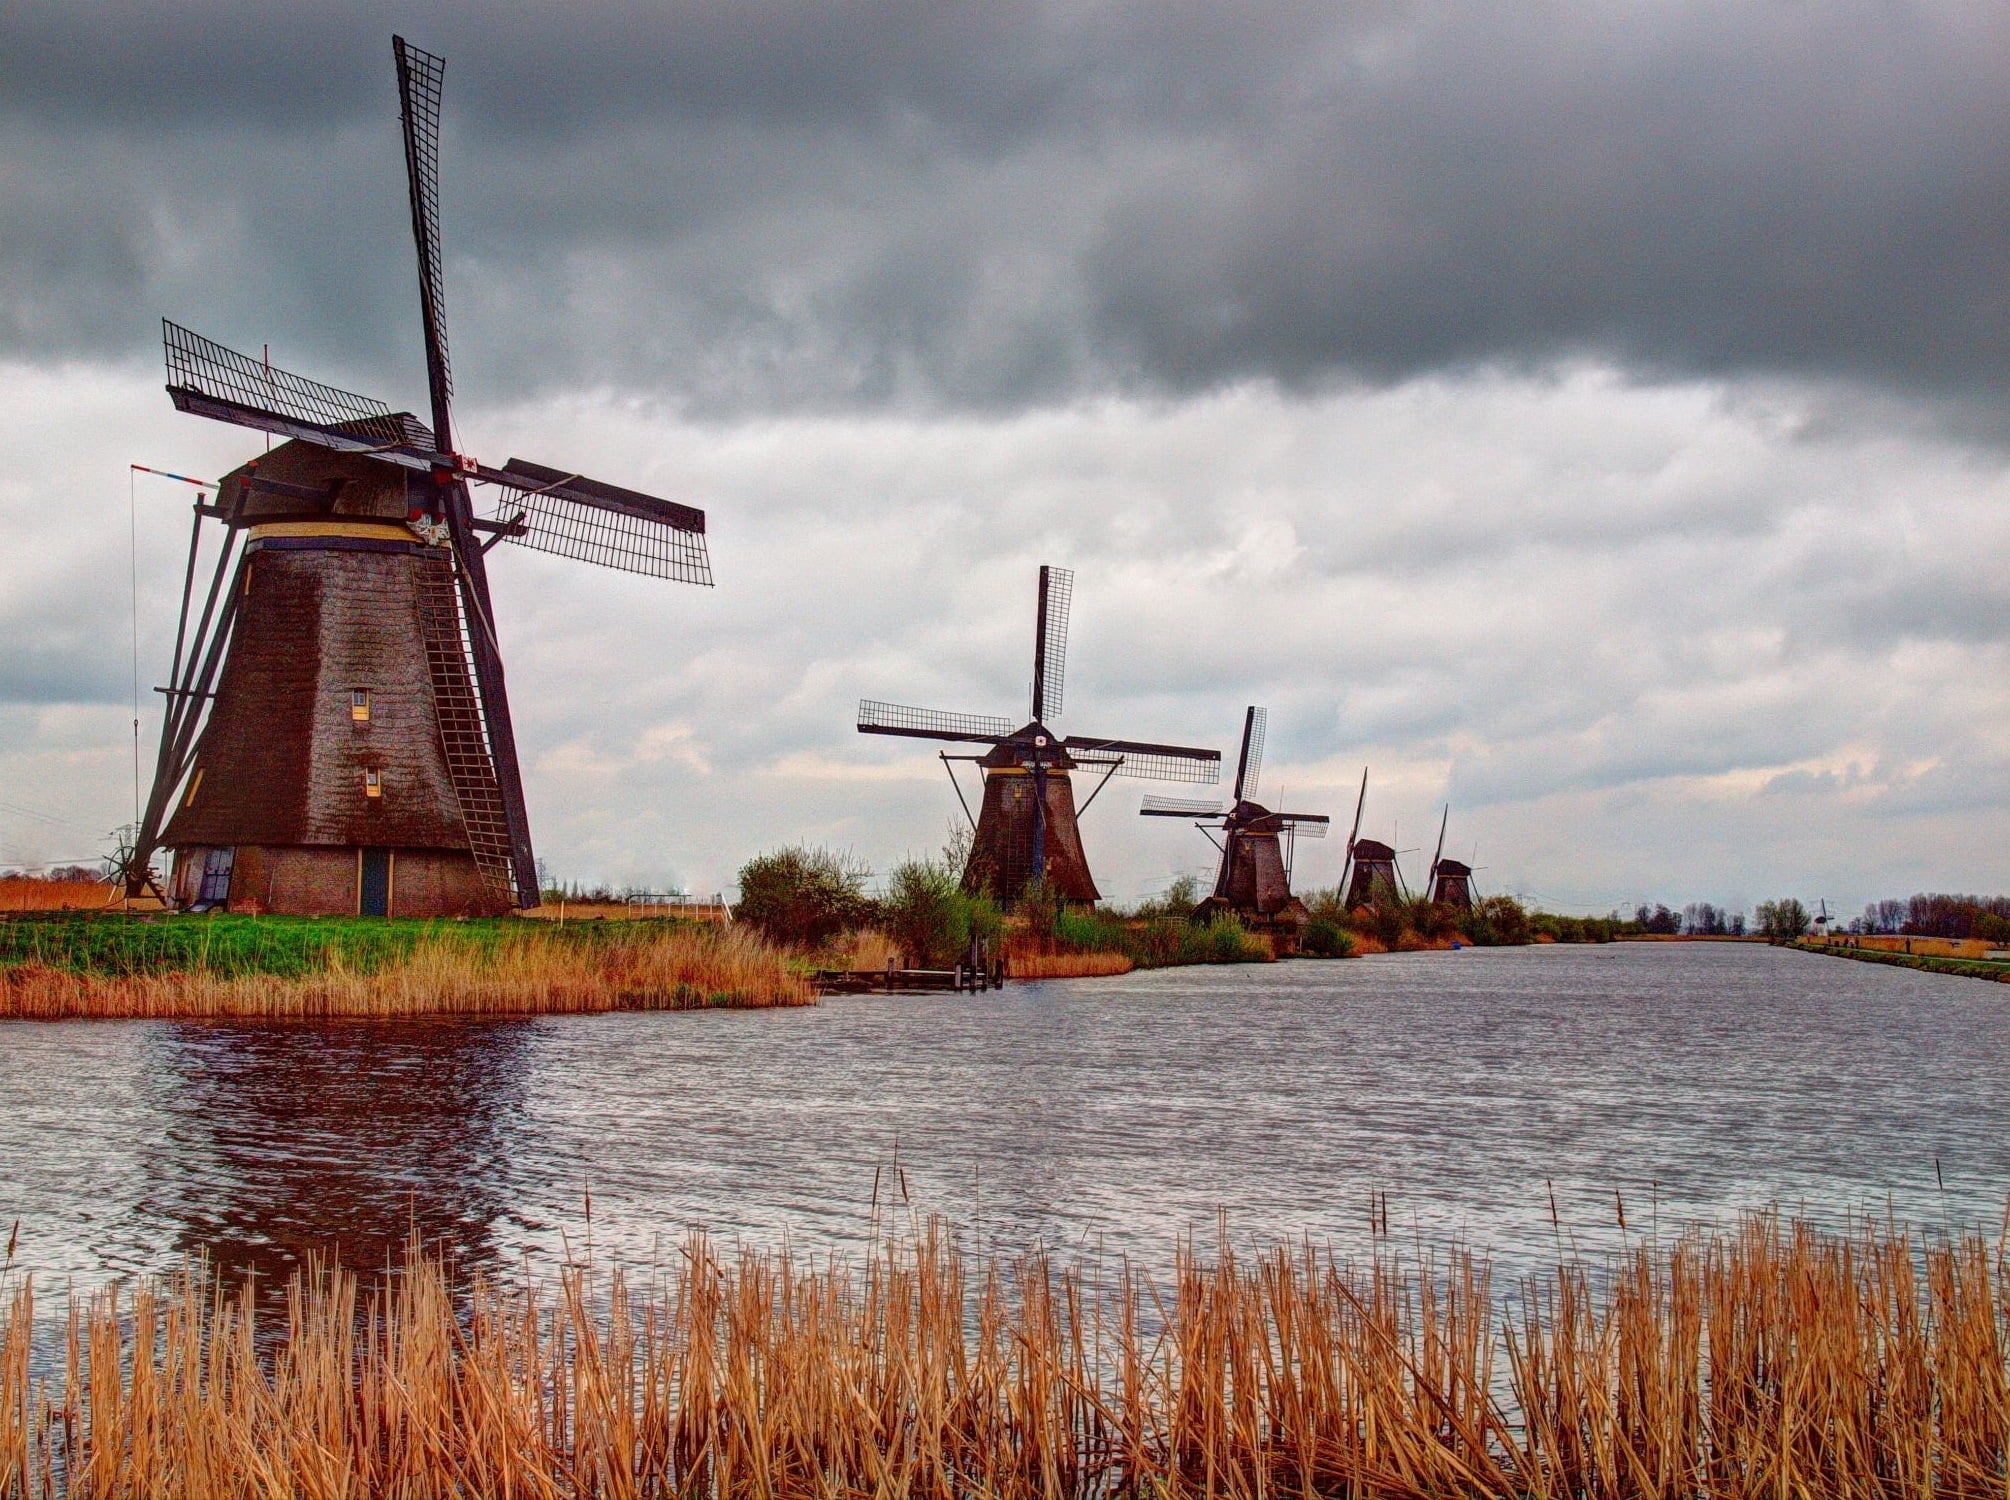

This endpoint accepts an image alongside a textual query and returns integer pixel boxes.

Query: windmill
[129,37,712,917]
[1335,770,1404,910]
[1422,806,1476,910]
[858,566,1219,907]
[1140,707,1329,945]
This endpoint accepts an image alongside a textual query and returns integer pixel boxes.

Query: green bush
[1527,910,1620,943]
[734,846,877,949]
[1124,874,1203,921]
[1755,897,1811,941]
[1016,879,1063,941]
[1364,885,1411,948]
[1301,916,1354,958]
[883,857,1002,968]
[1461,894,1532,947]
[1186,913,1269,964]
[1040,904,1269,968]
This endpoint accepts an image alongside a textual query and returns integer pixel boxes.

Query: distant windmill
[1140,706,1329,945]
[1423,806,1476,910]
[858,566,1219,907]
[130,38,712,916]
[1337,770,1405,910]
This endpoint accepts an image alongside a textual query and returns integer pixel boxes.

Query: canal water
[1,942,2005,1293]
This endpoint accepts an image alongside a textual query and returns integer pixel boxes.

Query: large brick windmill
[1140,706,1329,945]
[858,566,1219,908]
[128,38,711,916]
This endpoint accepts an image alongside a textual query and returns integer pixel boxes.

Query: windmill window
[364,769,383,798]
[182,768,205,808]
[351,689,372,722]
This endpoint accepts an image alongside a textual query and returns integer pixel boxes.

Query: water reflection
[131,1019,541,1292]
[2,944,2008,1297]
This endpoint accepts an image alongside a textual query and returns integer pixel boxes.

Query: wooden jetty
[813,959,1007,995]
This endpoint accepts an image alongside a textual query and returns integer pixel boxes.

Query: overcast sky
[2,0,2006,915]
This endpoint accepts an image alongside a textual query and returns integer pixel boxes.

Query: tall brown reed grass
[823,927,904,972]
[2,1212,2002,1498]
[0,877,114,913]
[0,924,813,1020]
[1007,947,1135,979]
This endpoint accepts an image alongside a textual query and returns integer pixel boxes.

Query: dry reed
[0,924,813,1020]
[0,878,114,913]
[1007,949,1135,979]
[827,927,904,972]
[3,1211,2002,1498]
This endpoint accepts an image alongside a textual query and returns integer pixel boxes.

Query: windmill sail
[1140,795,1224,817]
[1032,564,1072,721]
[1339,767,1368,893]
[1064,736,1220,783]
[164,322,419,452]
[1233,706,1267,801]
[486,463,710,583]
[387,36,538,906]
[858,701,1015,742]
[394,35,454,433]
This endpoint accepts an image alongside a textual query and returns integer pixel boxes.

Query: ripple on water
[0,943,2004,1292]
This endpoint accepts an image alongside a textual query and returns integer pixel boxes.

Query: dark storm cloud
[1,1,2004,411]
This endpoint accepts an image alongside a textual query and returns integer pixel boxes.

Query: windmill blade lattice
[859,701,1015,742]
[1236,706,1267,801]
[1034,565,1072,720]
[1140,795,1224,817]
[163,322,417,450]
[394,36,454,418]
[1280,816,1330,838]
[1066,736,1220,783]
[485,462,711,584]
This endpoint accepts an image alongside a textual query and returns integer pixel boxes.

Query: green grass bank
[1789,938,2010,985]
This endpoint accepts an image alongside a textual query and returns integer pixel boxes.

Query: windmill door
[196,847,234,906]
[359,848,392,917]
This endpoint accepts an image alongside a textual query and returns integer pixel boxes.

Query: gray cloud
[5,4,2010,913]
[1,1,2003,412]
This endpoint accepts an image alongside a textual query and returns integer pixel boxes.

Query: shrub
[1015,880,1063,941]
[1407,898,1460,943]
[1364,887,1411,949]
[882,857,1002,969]
[1755,897,1811,942]
[734,846,877,949]
[1301,917,1354,958]
[1189,913,1268,963]
[1462,894,1531,947]
[1527,911,1620,944]
[1027,904,1269,969]
[1125,875,1203,921]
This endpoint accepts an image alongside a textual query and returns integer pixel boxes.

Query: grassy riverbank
[1790,937,2010,985]
[1002,906,1274,977]
[2,1211,2002,1498]
[0,913,812,1018]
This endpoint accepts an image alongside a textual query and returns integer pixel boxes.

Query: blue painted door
[359,848,391,917]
